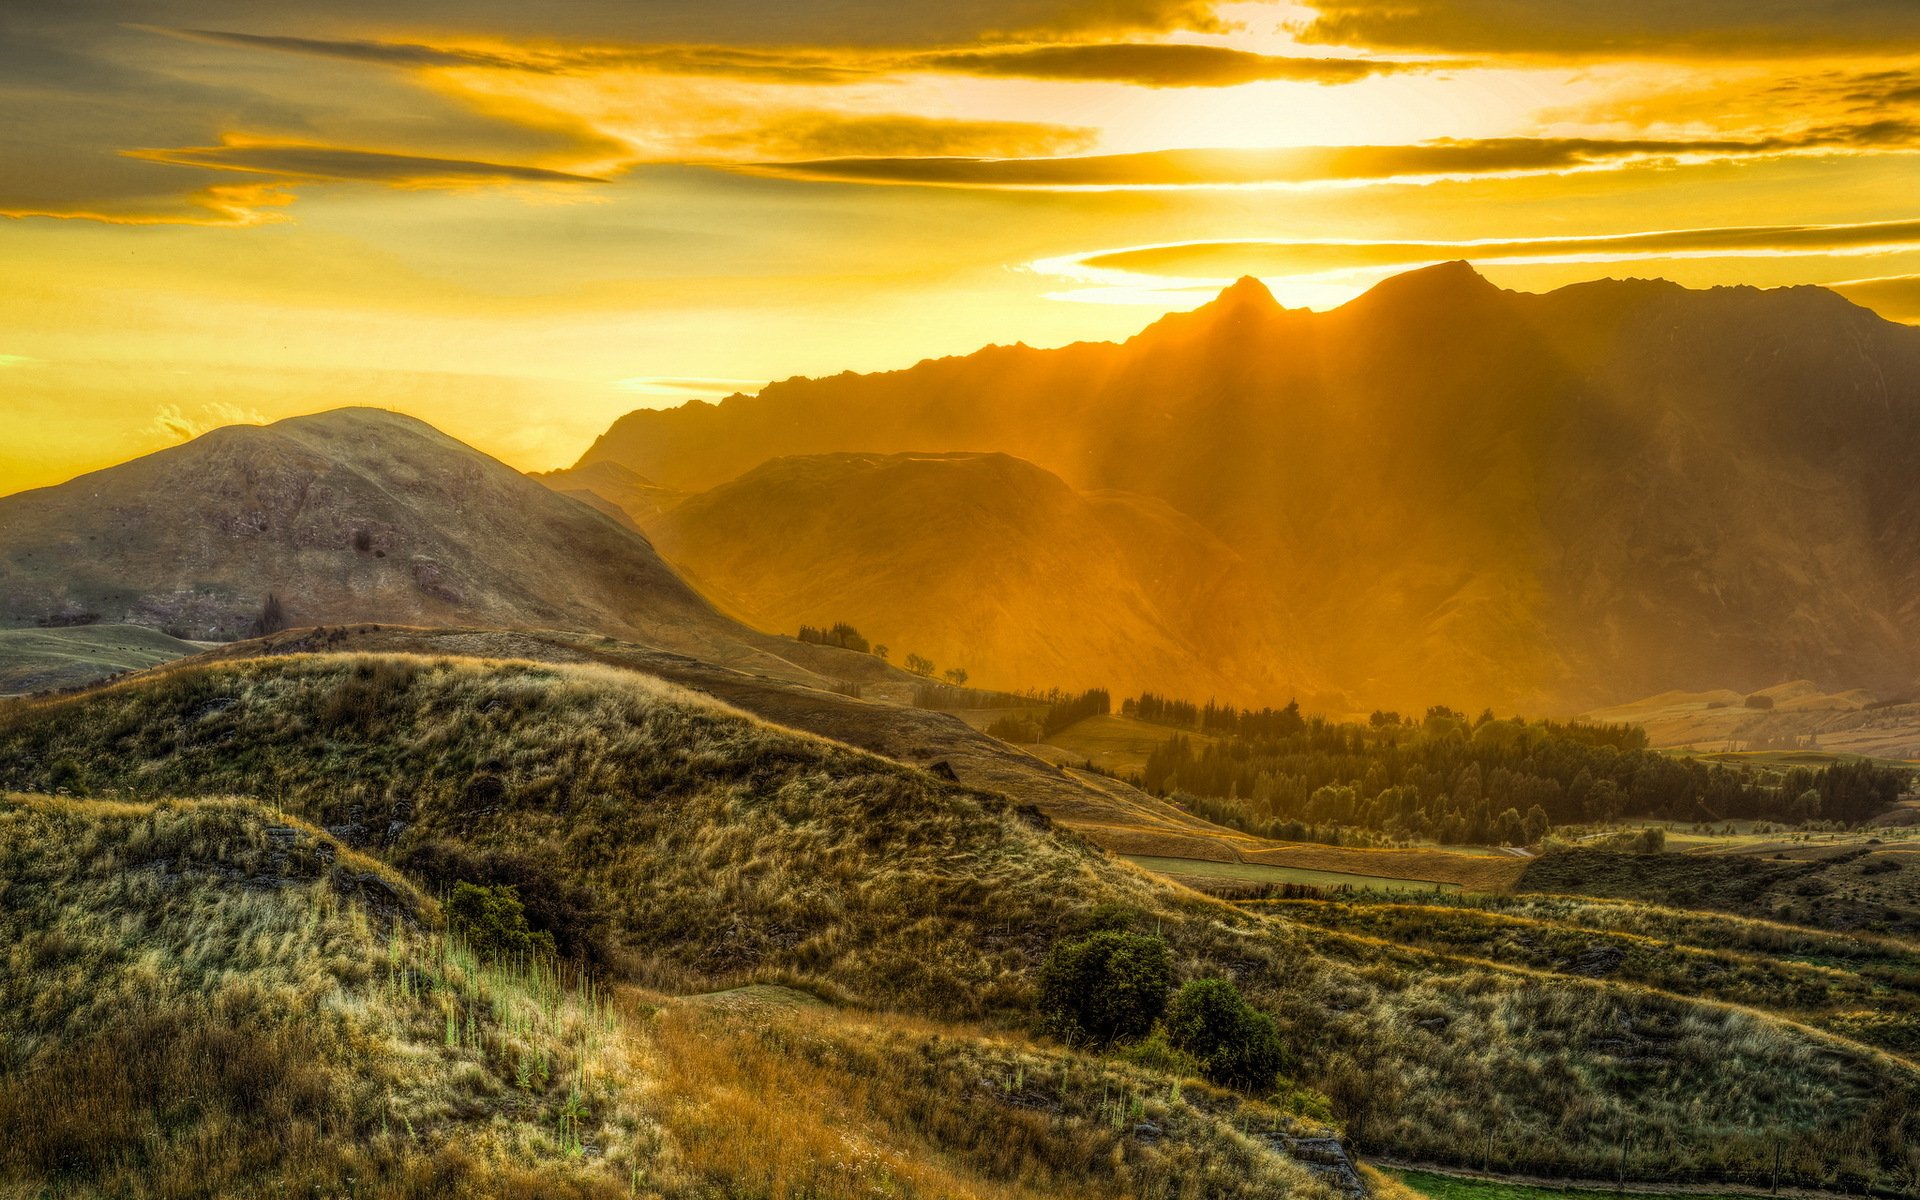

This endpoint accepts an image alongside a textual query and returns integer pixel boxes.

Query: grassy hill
[0,408,898,693]
[0,793,637,1198]
[0,623,197,694]
[5,654,1919,1192]
[0,792,1347,1200]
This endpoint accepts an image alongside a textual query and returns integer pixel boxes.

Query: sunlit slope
[646,451,1295,698]
[584,266,1920,711]
[0,794,637,1198]
[0,408,839,683]
[5,654,1919,1189]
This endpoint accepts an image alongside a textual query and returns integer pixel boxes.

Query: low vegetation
[5,654,1920,1193]
[0,794,636,1198]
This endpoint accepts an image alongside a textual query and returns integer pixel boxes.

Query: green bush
[1163,978,1284,1092]
[445,881,557,961]
[1038,930,1172,1044]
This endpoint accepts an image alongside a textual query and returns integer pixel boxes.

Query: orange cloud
[743,127,1920,189]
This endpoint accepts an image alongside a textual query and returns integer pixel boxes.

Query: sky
[3,0,1919,495]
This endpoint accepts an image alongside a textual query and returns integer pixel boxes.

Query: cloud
[743,126,1920,190]
[890,43,1443,87]
[1829,273,1920,323]
[147,27,867,83]
[127,140,608,186]
[1290,0,1920,56]
[154,26,1436,90]
[153,402,267,442]
[1029,218,1920,303]
[701,114,1095,160]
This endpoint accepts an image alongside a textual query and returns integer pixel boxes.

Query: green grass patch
[1391,1168,1765,1200]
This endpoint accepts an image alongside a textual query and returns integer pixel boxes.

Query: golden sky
[4,0,1919,495]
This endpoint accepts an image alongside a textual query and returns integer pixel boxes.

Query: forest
[1126,699,1909,845]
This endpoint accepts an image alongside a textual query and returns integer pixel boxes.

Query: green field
[1124,853,1460,893]
[1391,1168,1767,1200]
[0,624,198,695]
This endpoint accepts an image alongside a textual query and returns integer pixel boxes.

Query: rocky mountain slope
[580,266,1920,711]
[643,451,1294,698]
[0,408,881,685]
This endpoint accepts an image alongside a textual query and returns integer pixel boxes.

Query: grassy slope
[0,793,1346,1200]
[3,655,1919,1191]
[0,794,636,1199]
[1519,847,1920,937]
[1253,895,1920,1058]
[0,624,198,695]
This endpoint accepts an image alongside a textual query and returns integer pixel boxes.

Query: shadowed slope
[644,451,1296,699]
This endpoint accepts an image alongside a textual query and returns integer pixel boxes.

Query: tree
[904,653,936,678]
[872,644,888,660]
[1163,977,1284,1091]
[1038,930,1172,1044]
[943,667,969,687]
[446,882,557,961]
[253,591,287,637]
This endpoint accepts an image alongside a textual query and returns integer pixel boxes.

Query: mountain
[579,266,1920,711]
[642,451,1300,698]
[533,459,686,529]
[0,408,860,682]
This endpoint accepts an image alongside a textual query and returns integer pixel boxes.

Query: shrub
[402,842,612,968]
[445,881,557,962]
[1163,978,1284,1092]
[1038,930,1172,1044]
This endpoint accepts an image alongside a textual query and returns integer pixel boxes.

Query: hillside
[644,451,1293,698]
[3,793,1352,1200]
[0,408,858,685]
[1585,684,1920,758]
[4,654,1918,1191]
[580,267,1920,712]
[0,623,198,694]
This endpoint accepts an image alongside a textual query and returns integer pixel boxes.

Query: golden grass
[6,655,1920,1193]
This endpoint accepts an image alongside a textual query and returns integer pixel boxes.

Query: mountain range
[575,264,1920,711]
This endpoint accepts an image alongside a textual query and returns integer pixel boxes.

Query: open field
[0,623,198,694]
[1037,714,1220,775]
[1583,685,1920,760]
[1126,854,1461,894]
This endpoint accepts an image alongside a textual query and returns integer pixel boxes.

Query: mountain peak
[1216,275,1279,307]
[1348,260,1501,312]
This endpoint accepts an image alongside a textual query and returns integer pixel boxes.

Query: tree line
[1129,698,1908,845]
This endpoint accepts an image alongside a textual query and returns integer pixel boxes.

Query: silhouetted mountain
[580,266,1920,710]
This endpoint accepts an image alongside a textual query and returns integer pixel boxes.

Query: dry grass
[629,996,1339,1200]
[0,794,639,1199]
[0,792,1342,1200]
[5,655,1920,1193]
[1252,896,1920,1059]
